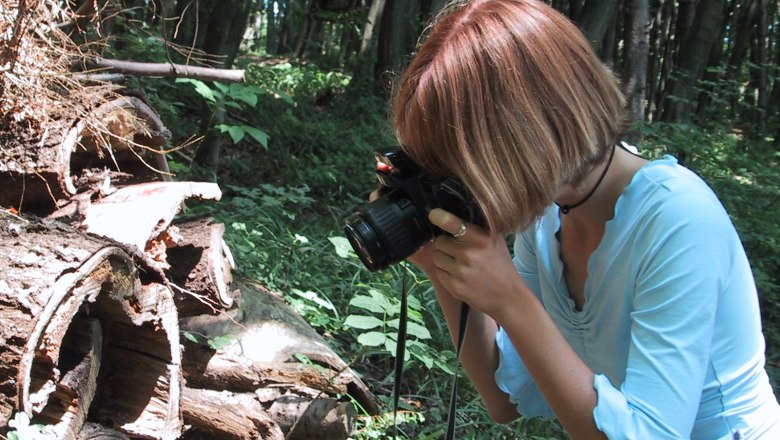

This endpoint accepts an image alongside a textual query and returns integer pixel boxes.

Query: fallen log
[80,181,222,259]
[35,317,102,440]
[180,278,380,416]
[80,57,246,83]
[0,94,172,214]
[0,211,183,438]
[182,343,350,397]
[77,422,130,439]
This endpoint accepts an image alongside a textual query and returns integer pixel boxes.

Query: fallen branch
[80,57,246,83]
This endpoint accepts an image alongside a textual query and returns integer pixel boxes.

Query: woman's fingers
[429,208,470,240]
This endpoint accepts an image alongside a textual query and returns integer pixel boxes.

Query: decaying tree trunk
[180,387,284,440]
[0,212,182,438]
[179,279,380,438]
[0,94,172,214]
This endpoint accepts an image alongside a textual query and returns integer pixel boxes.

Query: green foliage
[245,61,352,101]
[176,79,271,148]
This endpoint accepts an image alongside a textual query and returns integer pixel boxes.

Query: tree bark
[180,347,360,440]
[77,422,130,439]
[268,397,356,439]
[359,0,387,59]
[180,387,284,440]
[180,278,381,415]
[577,0,620,57]
[623,0,651,125]
[375,0,419,93]
[663,0,726,122]
[755,0,769,133]
[167,215,236,317]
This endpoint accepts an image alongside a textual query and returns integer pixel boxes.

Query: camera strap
[392,270,470,439]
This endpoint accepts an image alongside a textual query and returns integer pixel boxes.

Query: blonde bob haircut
[392,0,626,233]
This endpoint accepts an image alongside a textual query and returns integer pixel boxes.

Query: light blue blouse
[495,156,780,439]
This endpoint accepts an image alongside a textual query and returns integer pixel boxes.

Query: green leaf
[213,82,229,93]
[368,288,395,314]
[329,236,353,259]
[406,322,432,339]
[242,125,269,148]
[229,84,259,107]
[387,319,431,339]
[176,78,218,103]
[357,331,386,347]
[216,124,246,143]
[181,331,198,343]
[207,334,235,350]
[291,289,336,312]
[224,101,242,110]
[348,295,385,314]
[344,314,383,330]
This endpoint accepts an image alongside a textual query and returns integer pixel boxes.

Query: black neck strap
[556,144,616,214]
[393,273,469,439]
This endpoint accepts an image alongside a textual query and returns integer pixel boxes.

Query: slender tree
[623,0,651,125]
[577,0,620,57]
[374,0,420,93]
[359,0,386,59]
[663,0,726,122]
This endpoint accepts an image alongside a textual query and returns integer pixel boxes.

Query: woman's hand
[426,208,524,320]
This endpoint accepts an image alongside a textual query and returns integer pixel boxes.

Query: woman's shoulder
[621,155,728,221]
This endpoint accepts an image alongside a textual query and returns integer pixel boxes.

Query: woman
[391,0,780,438]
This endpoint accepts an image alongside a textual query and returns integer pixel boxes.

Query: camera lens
[343,196,430,271]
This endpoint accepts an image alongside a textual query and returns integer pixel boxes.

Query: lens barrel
[343,196,429,271]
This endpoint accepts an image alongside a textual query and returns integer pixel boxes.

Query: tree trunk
[358,0,386,59]
[294,0,317,58]
[652,0,676,122]
[180,386,284,440]
[179,278,381,415]
[623,0,651,126]
[0,94,171,214]
[375,0,419,94]
[755,0,769,133]
[167,215,236,317]
[663,0,725,122]
[577,0,620,57]
[77,423,130,439]
[178,0,251,174]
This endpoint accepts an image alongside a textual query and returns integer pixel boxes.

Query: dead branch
[80,57,246,83]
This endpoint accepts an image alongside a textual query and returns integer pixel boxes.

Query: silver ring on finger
[452,223,467,240]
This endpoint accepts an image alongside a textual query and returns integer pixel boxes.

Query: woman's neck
[555,146,648,227]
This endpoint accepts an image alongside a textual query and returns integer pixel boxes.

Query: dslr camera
[343,149,484,272]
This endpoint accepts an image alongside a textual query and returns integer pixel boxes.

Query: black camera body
[343,150,484,272]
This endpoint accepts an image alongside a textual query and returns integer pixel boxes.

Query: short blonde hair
[392,0,626,233]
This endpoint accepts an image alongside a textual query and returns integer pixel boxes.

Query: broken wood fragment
[180,386,284,440]
[167,216,235,317]
[80,181,221,256]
